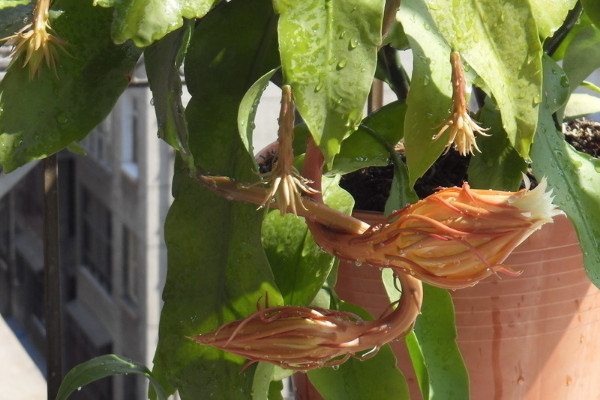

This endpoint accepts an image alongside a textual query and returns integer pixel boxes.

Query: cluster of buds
[2,0,67,79]
[308,178,561,289]
[191,273,422,371]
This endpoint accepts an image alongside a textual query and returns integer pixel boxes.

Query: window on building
[122,227,138,305]
[81,116,113,170]
[81,187,113,293]
[121,97,139,179]
[0,195,9,266]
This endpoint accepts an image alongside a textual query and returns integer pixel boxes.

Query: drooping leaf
[331,100,407,175]
[273,0,385,167]
[145,21,194,168]
[262,176,354,306]
[102,0,219,47]
[562,25,600,94]
[151,1,282,399]
[0,0,141,172]
[529,0,578,40]
[56,354,166,400]
[467,99,527,191]
[582,0,600,29]
[531,56,600,288]
[398,0,452,184]
[564,93,600,120]
[426,0,543,159]
[411,284,469,400]
[307,302,410,400]
[238,67,280,162]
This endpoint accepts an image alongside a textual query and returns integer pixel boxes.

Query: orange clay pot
[331,212,600,400]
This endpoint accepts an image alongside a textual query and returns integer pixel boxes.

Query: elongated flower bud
[191,273,422,371]
[308,179,562,289]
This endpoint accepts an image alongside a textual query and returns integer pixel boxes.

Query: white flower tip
[510,177,563,226]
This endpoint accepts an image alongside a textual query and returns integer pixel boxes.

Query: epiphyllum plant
[2,0,600,400]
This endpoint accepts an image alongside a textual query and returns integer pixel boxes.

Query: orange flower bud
[191,274,422,371]
[308,178,561,288]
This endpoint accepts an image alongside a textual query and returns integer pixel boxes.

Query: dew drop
[348,39,360,49]
[337,59,347,70]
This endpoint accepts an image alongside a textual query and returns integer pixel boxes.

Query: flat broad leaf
[531,56,600,288]
[529,0,578,40]
[273,0,385,167]
[151,1,282,398]
[0,0,141,171]
[145,22,194,167]
[562,25,600,94]
[106,0,219,47]
[56,354,166,400]
[332,100,407,175]
[426,0,543,159]
[564,93,600,120]
[262,176,354,306]
[411,284,469,400]
[582,0,600,29]
[398,0,452,184]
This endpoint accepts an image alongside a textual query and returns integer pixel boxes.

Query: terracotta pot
[333,213,600,400]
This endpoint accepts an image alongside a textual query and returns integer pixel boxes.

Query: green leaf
[151,1,282,398]
[564,93,600,120]
[467,99,526,191]
[562,25,600,94]
[307,302,410,400]
[238,67,279,161]
[273,0,385,167]
[404,332,429,399]
[426,0,543,159]
[262,176,354,306]
[56,354,166,400]
[145,22,194,168]
[531,56,600,288]
[582,0,600,29]
[529,0,578,40]
[398,0,452,184]
[107,0,219,47]
[412,284,469,400]
[332,101,407,175]
[0,0,141,172]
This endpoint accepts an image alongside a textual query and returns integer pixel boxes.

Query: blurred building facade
[0,58,173,400]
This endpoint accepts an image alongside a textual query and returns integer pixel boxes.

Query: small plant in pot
[2,0,600,399]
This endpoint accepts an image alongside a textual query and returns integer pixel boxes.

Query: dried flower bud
[433,52,489,156]
[191,273,422,371]
[308,178,562,289]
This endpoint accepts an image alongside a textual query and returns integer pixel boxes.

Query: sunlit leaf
[151,1,282,398]
[56,355,166,400]
[564,93,600,120]
[529,0,577,40]
[398,0,452,184]
[531,56,600,288]
[0,0,141,171]
[426,0,543,159]
[273,0,385,167]
[104,0,218,47]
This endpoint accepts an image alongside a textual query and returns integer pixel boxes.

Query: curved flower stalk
[251,85,318,215]
[433,52,489,156]
[191,272,422,371]
[2,0,67,79]
[307,179,562,289]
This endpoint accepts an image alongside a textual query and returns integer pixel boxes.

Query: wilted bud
[191,274,422,371]
[308,178,562,288]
